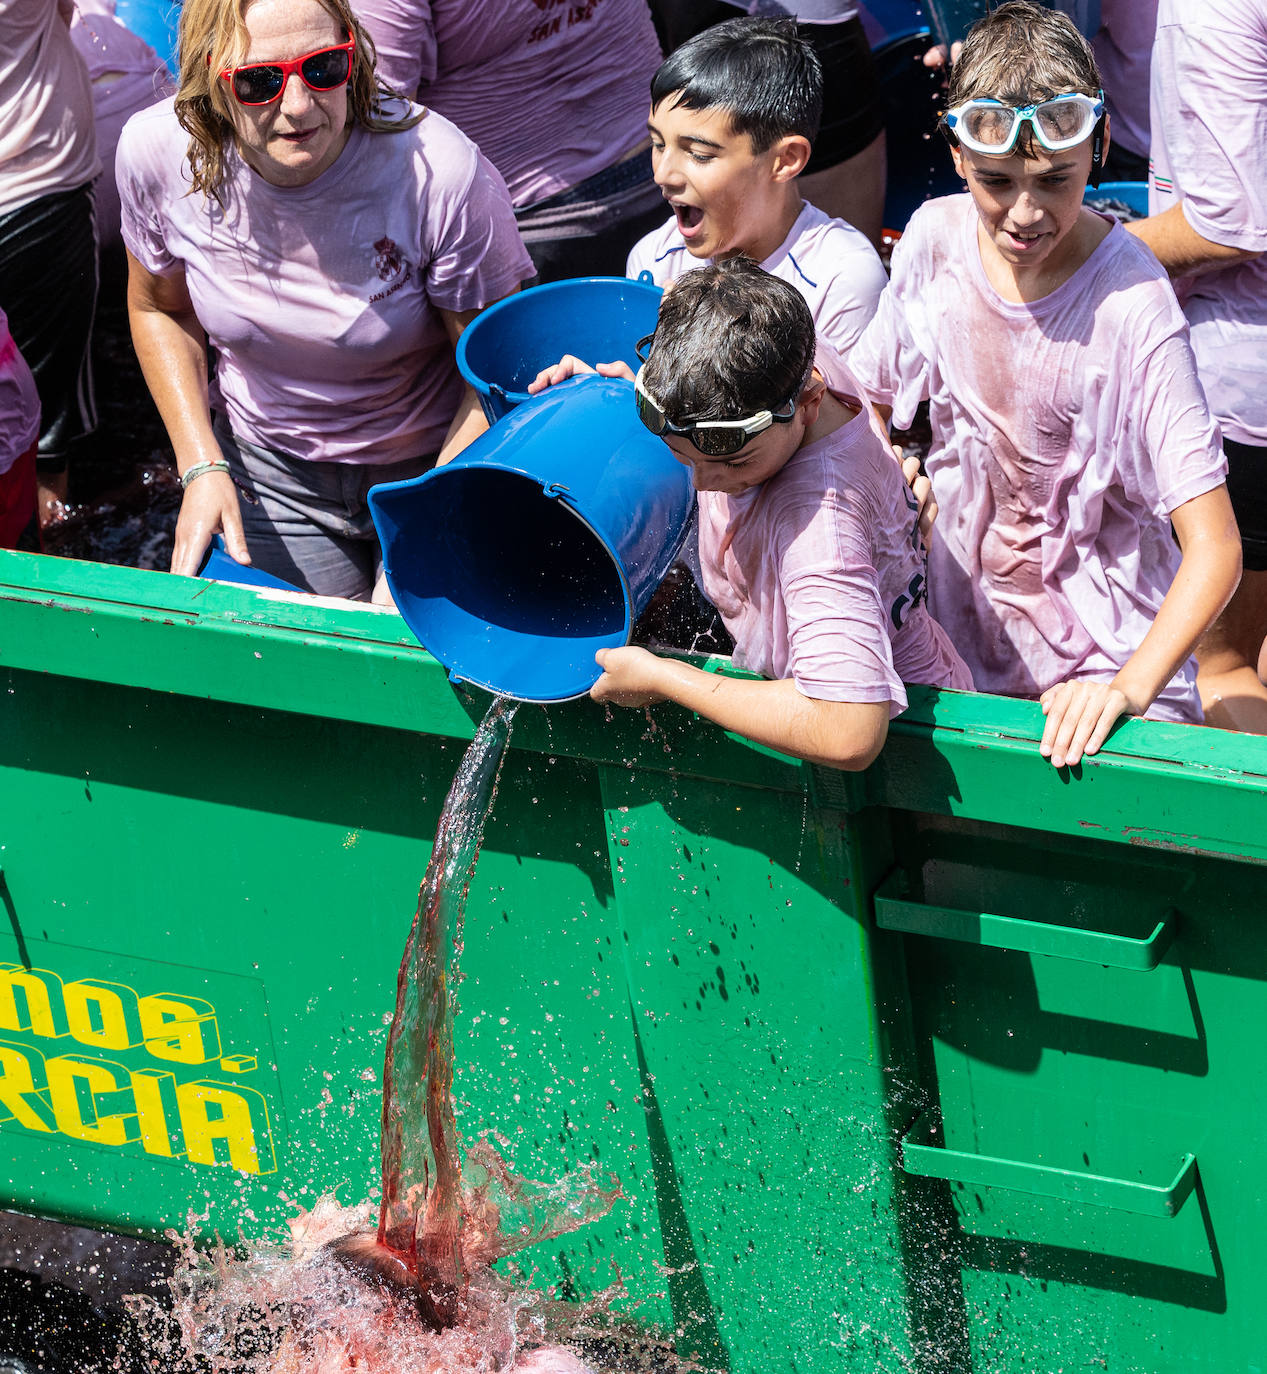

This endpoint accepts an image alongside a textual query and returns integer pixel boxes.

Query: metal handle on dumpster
[872,869,1177,970]
[899,1112,1197,1218]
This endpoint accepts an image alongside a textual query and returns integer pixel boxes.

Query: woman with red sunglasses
[116,0,533,597]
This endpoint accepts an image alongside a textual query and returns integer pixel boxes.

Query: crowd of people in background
[1,0,1264,761]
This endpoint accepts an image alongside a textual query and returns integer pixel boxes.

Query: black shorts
[1224,436,1267,572]
[0,184,99,470]
[801,17,885,172]
[645,6,884,171]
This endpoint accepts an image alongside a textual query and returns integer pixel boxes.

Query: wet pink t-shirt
[1148,0,1267,447]
[117,99,533,465]
[71,0,171,250]
[355,0,662,209]
[851,194,1227,722]
[628,201,888,370]
[697,400,973,712]
[0,307,39,477]
[0,0,99,215]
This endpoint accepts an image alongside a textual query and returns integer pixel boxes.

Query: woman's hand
[1039,679,1139,768]
[590,645,668,708]
[171,470,249,577]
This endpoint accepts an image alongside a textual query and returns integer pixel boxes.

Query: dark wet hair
[650,17,823,153]
[641,257,815,423]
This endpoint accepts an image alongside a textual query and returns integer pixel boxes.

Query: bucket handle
[899,1111,1197,1218]
[872,868,1177,971]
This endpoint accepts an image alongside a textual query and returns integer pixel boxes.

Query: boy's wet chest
[935,303,1092,505]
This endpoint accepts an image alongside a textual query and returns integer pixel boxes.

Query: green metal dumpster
[1,547,1265,1373]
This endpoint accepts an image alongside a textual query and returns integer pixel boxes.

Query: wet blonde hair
[948,1,1101,157]
[174,0,422,201]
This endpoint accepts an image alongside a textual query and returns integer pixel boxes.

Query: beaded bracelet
[180,459,232,490]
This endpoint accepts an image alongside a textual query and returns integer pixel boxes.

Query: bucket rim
[454,276,664,409]
[372,463,635,704]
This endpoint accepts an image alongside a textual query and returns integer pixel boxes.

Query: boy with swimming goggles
[851,0,1241,768]
[626,16,888,388]
[531,258,972,770]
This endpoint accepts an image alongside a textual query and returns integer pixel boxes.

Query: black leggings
[0,183,99,471]
[1224,436,1267,572]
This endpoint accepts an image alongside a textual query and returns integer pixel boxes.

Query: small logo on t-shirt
[373,237,403,281]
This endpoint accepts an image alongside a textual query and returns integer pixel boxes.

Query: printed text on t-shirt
[529,0,602,44]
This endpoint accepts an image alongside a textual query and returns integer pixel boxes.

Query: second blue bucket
[368,375,693,703]
[456,277,663,424]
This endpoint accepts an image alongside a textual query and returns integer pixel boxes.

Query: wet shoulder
[117,95,183,167]
[793,202,885,268]
[399,104,481,189]
[1082,219,1190,343]
[779,409,903,523]
[889,194,970,287]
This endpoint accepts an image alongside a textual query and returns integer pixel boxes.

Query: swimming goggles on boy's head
[943,91,1104,156]
[632,347,802,457]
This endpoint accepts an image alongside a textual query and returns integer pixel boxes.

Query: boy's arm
[591,646,890,771]
[1039,485,1241,768]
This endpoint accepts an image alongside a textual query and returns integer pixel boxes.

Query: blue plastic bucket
[199,535,303,592]
[456,277,662,424]
[368,375,693,703]
[1084,180,1149,217]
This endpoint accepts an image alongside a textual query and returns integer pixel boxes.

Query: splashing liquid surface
[130,698,678,1373]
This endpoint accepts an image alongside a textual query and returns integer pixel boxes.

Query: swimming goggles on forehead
[943,91,1104,156]
[218,33,355,106]
[632,337,803,458]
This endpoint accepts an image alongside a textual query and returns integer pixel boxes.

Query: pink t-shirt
[0,0,99,216]
[0,308,40,478]
[851,194,1228,722]
[628,201,888,369]
[697,400,973,712]
[71,0,171,250]
[1148,0,1267,447]
[355,0,662,209]
[117,99,533,465]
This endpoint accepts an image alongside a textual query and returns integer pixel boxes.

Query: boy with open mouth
[627,16,888,391]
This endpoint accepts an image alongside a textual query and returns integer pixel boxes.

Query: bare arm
[125,249,247,575]
[1127,203,1261,280]
[591,646,891,771]
[1040,485,1242,766]
[435,295,518,465]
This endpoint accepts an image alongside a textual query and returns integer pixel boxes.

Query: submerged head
[943,1,1108,278]
[323,1231,458,1331]
[648,17,820,261]
[175,0,397,196]
[636,257,821,496]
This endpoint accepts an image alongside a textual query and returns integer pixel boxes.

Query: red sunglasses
[218,32,355,106]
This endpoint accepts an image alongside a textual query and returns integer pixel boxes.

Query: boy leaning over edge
[535,259,972,771]
[627,16,888,389]
[850,0,1241,769]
